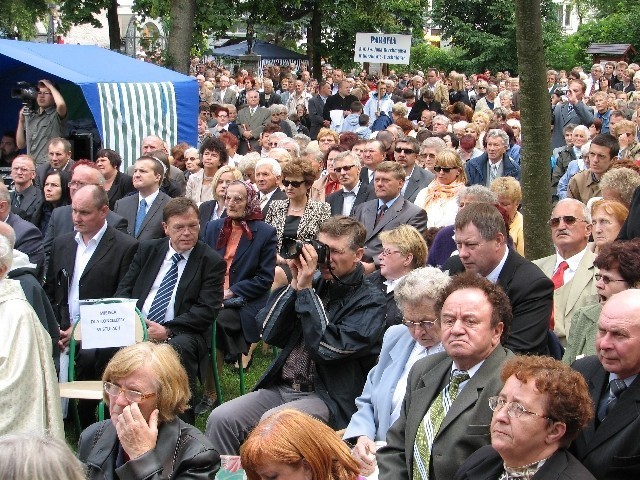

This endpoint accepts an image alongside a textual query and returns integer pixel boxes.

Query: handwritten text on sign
[79,299,137,349]
[354,33,412,65]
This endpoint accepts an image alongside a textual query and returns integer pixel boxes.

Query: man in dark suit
[360,139,387,188]
[443,203,554,355]
[465,129,520,187]
[43,162,128,274]
[116,197,225,424]
[323,81,358,128]
[551,79,594,150]
[354,161,428,273]
[0,183,44,270]
[378,273,514,480]
[617,184,640,240]
[35,137,75,188]
[308,81,331,140]
[9,154,42,224]
[44,185,138,426]
[394,136,434,203]
[259,79,282,107]
[254,158,286,216]
[114,156,171,242]
[326,152,373,217]
[237,90,272,154]
[570,289,640,480]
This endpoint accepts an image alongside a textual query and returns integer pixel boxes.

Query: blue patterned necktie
[413,369,470,480]
[147,253,183,323]
[597,379,627,421]
[134,198,147,236]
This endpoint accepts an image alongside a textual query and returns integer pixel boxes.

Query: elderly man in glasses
[534,198,598,347]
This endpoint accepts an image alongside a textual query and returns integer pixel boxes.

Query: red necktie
[549,261,569,329]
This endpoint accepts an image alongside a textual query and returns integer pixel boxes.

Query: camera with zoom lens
[280,237,329,265]
[11,81,38,111]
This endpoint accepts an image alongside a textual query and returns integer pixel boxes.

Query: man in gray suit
[377,272,514,480]
[114,156,170,241]
[236,89,272,154]
[10,154,42,224]
[211,75,237,105]
[354,161,428,273]
[394,136,434,203]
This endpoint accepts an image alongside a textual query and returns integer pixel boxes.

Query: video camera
[280,237,330,265]
[11,81,38,111]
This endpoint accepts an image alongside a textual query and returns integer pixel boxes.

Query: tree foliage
[390,44,471,74]
[58,0,121,50]
[429,0,561,73]
[0,0,48,39]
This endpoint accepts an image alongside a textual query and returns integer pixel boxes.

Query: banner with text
[79,298,138,349]
[354,33,412,65]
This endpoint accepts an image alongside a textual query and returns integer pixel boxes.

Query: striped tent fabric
[98,82,178,170]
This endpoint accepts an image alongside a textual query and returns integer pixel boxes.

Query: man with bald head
[43,162,128,272]
[45,184,138,426]
[570,289,640,479]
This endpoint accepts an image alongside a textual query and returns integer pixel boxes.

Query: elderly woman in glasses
[563,238,640,364]
[78,342,220,479]
[414,149,467,228]
[455,356,595,480]
[344,267,450,477]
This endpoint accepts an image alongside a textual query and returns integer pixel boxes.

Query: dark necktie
[597,379,627,421]
[375,204,388,226]
[147,253,183,323]
[13,193,23,209]
[134,199,147,237]
[342,191,356,198]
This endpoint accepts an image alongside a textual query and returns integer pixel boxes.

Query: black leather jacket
[78,418,220,479]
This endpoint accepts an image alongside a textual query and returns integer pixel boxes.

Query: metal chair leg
[211,320,224,403]
[238,354,246,395]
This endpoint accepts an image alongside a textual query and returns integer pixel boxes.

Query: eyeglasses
[103,381,156,403]
[488,396,552,420]
[380,248,403,257]
[547,215,588,228]
[395,147,416,154]
[595,273,627,284]
[434,166,455,173]
[224,195,246,204]
[334,165,357,173]
[69,180,98,188]
[402,318,437,330]
[185,156,198,161]
[10,167,34,173]
[282,179,305,188]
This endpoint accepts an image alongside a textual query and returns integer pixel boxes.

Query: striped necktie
[147,253,183,323]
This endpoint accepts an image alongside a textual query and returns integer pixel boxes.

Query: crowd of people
[2,57,640,479]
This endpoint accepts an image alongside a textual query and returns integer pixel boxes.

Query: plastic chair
[59,308,147,433]
[211,318,246,404]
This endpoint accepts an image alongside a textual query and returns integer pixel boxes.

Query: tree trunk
[106,0,121,51]
[166,0,196,74]
[310,1,322,80]
[514,0,553,259]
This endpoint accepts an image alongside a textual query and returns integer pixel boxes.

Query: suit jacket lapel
[139,193,165,237]
[175,242,202,313]
[373,198,403,235]
[138,241,169,305]
[80,228,114,282]
[563,252,596,316]
[231,223,256,265]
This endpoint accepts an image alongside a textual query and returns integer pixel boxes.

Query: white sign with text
[354,33,412,65]
[79,298,137,349]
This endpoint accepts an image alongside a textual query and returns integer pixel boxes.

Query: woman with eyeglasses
[344,267,450,477]
[78,342,221,479]
[264,158,331,266]
[563,238,640,365]
[198,165,243,226]
[455,356,595,480]
[94,148,135,210]
[311,144,345,202]
[414,149,467,228]
[589,199,628,253]
[490,177,525,256]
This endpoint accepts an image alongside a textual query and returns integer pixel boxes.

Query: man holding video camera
[205,215,386,455]
[16,80,67,167]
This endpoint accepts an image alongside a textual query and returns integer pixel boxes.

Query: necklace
[290,207,304,212]
[203,175,214,181]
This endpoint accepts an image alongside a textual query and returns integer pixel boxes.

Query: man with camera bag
[15,80,67,167]
[205,215,386,455]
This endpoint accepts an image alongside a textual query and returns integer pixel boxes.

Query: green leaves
[0,0,48,39]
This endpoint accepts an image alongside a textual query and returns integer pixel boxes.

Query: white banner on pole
[354,33,412,65]
[79,298,138,349]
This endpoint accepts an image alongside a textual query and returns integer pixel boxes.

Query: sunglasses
[434,166,455,173]
[547,215,589,228]
[282,179,305,188]
[595,273,626,285]
[334,165,356,173]
[395,147,416,154]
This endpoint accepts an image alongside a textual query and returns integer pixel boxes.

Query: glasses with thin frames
[595,273,627,284]
[402,318,437,330]
[103,381,156,403]
[488,396,552,420]
[547,215,588,228]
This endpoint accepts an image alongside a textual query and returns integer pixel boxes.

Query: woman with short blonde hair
[490,176,524,255]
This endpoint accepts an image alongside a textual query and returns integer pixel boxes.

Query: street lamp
[47,3,59,44]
